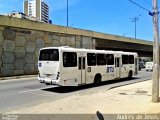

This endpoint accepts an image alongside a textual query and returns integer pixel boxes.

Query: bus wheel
[128,71,133,79]
[94,74,102,85]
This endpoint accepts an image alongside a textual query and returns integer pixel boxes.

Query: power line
[128,0,158,16]
[128,0,151,12]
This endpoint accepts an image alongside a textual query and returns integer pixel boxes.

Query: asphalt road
[0,69,152,113]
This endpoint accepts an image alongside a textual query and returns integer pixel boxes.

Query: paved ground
[0,69,152,113]
[7,79,160,120]
[9,80,160,114]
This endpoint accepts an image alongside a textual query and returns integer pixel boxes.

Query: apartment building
[23,0,49,23]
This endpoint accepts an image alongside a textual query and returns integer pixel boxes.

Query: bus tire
[94,74,102,85]
[128,71,133,79]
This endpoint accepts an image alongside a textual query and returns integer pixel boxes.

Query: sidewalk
[9,80,160,114]
[0,75,37,80]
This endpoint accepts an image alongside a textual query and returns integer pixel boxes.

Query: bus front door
[78,56,86,85]
[115,57,121,78]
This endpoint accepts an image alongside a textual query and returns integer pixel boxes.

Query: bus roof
[40,46,138,55]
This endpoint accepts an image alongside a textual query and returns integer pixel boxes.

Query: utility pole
[152,0,159,103]
[67,0,68,27]
[129,0,159,103]
[130,15,141,39]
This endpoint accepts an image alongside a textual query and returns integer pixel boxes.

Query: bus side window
[129,55,134,64]
[87,53,96,66]
[106,54,114,65]
[97,54,106,65]
[122,55,129,64]
[63,52,77,67]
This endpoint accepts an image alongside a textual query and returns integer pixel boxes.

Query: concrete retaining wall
[0,26,95,77]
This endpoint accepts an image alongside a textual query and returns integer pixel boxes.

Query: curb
[0,75,38,80]
[108,78,151,90]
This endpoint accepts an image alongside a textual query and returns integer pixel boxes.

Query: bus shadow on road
[42,77,139,93]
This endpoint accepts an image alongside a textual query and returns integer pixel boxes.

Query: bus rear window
[39,49,59,61]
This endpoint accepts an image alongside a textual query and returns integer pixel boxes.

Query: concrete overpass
[0,15,153,56]
[0,15,153,57]
[94,34,153,57]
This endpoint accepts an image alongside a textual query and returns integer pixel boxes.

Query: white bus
[38,46,138,86]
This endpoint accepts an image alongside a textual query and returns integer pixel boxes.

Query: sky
[0,0,156,41]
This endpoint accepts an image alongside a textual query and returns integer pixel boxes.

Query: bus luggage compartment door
[78,56,86,85]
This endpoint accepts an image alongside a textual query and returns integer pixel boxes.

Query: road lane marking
[18,88,43,93]
[18,86,56,93]
[25,90,57,97]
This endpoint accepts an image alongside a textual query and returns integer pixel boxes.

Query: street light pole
[67,0,68,27]
[131,15,141,39]
[152,0,159,103]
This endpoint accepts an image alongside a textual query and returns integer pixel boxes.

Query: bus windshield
[39,49,59,61]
